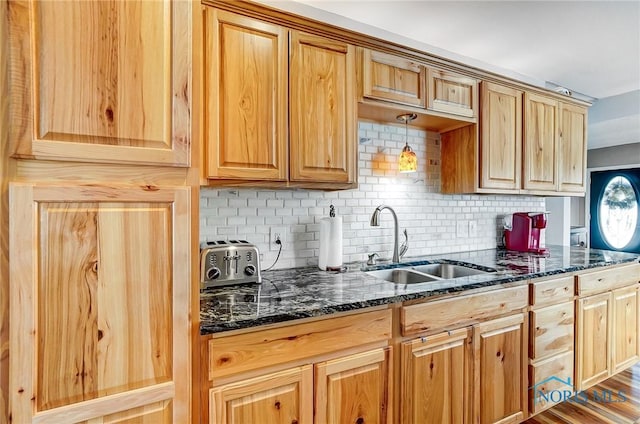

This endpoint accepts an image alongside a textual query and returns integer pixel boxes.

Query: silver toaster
[200,240,262,289]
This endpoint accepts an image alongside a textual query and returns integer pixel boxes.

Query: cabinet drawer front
[427,69,477,118]
[530,302,574,360]
[401,286,528,336]
[208,309,391,379]
[529,351,574,415]
[530,275,574,307]
[362,49,427,107]
[577,263,640,296]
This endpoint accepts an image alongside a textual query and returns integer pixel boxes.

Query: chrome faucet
[370,205,408,263]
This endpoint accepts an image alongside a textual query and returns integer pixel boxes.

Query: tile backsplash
[200,121,545,269]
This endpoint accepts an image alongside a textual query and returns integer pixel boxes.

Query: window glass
[598,176,638,248]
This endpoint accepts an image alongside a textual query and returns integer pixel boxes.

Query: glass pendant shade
[397,113,418,173]
[399,144,417,172]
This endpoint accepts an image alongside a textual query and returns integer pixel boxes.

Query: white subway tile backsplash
[200,121,545,269]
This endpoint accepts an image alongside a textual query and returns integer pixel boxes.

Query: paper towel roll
[318,217,342,270]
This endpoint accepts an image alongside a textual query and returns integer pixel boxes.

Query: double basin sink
[366,262,495,285]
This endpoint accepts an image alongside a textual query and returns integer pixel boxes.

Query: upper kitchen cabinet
[203,8,288,181]
[8,0,192,166]
[289,31,357,184]
[202,8,357,188]
[9,183,191,423]
[523,93,559,192]
[359,48,427,108]
[558,102,588,193]
[427,68,478,118]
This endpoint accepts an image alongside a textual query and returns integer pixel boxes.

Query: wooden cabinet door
[361,49,427,107]
[289,31,357,184]
[576,292,612,390]
[210,366,313,424]
[8,0,191,166]
[9,183,191,423]
[558,102,588,193]
[523,93,559,191]
[315,348,391,424]
[401,328,472,424]
[427,69,477,118]
[474,313,527,424]
[612,286,640,373]
[479,82,523,191]
[204,8,288,181]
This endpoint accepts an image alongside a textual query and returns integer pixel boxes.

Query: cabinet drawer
[530,302,574,360]
[427,69,477,118]
[401,285,528,336]
[208,309,391,380]
[530,275,574,307]
[577,263,640,296]
[529,351,574,415]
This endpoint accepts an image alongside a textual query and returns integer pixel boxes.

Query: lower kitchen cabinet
[400,312,527,424]
[612,286,640,373]
[210,366,314,424]
[401,328,472,424]
[9,183,192,423]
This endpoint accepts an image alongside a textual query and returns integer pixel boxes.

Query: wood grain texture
[401,285,528,336]
[427,68,478,118]
[208,309,392,379]
[576,291,612,391]
[528,350,574,415]
[9,184,191,423]
[558,102,587,193]
[9,0,191,166]
[440,124,479,194]
[577,263,640,297]
[523,93,558,191]
[529,302,574,361]
[289,30,356,184]
[529,275,574,308]
[612,286,640,374]
[361,48,427,107]
[480,82,522,191]
[0,0,10,420]
[401,328,471,424]
[204,8,288,181]
[210,365,313,424]
[474,313,527,424]
[315,348,391,424]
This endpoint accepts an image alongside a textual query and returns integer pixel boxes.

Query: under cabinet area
[202,7,357,189]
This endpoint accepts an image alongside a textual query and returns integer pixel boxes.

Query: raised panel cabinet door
[427,69,478,118]
[558,102,588,193]
[576,292,612,391]
[523,93,559,191]
[210,366,313,424]
[315,348,391,424]
[9,184,191,423]
[612,286,640,373]
[361,48,427,107]
[401,328,472,424]
[479,82,523,191]
[204,8,288,181]
[289,31,357,184]
[474,313,527,424]
[8,0,191,166]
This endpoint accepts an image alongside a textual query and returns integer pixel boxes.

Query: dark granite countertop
[200,246,640,335]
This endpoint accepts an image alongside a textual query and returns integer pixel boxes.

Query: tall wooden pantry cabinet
[3,1,199,422]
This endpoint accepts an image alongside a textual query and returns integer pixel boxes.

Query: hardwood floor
[524,362,640,423]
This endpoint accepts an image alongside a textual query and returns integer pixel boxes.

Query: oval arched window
[598,176,638,249]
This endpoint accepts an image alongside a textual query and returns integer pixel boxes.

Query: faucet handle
[367,252,379,266]
[399,229,409,258]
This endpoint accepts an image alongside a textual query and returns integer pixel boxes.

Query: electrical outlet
[469,220,478,237]
[270,226,286,251]
[456,220,469,238]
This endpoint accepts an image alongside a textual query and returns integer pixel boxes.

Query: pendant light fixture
[397,113,418,173]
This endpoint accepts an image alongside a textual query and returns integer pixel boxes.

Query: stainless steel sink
[411,263,490,279]
[366,268,440,284]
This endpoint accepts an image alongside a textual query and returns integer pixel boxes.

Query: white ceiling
[286,0,640,100]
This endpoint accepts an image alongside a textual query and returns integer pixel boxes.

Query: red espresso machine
[504,212,549,253]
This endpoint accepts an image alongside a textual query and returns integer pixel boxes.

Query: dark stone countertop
[200,246,640,335]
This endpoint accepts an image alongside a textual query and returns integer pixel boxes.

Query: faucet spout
[370,205,401,263]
